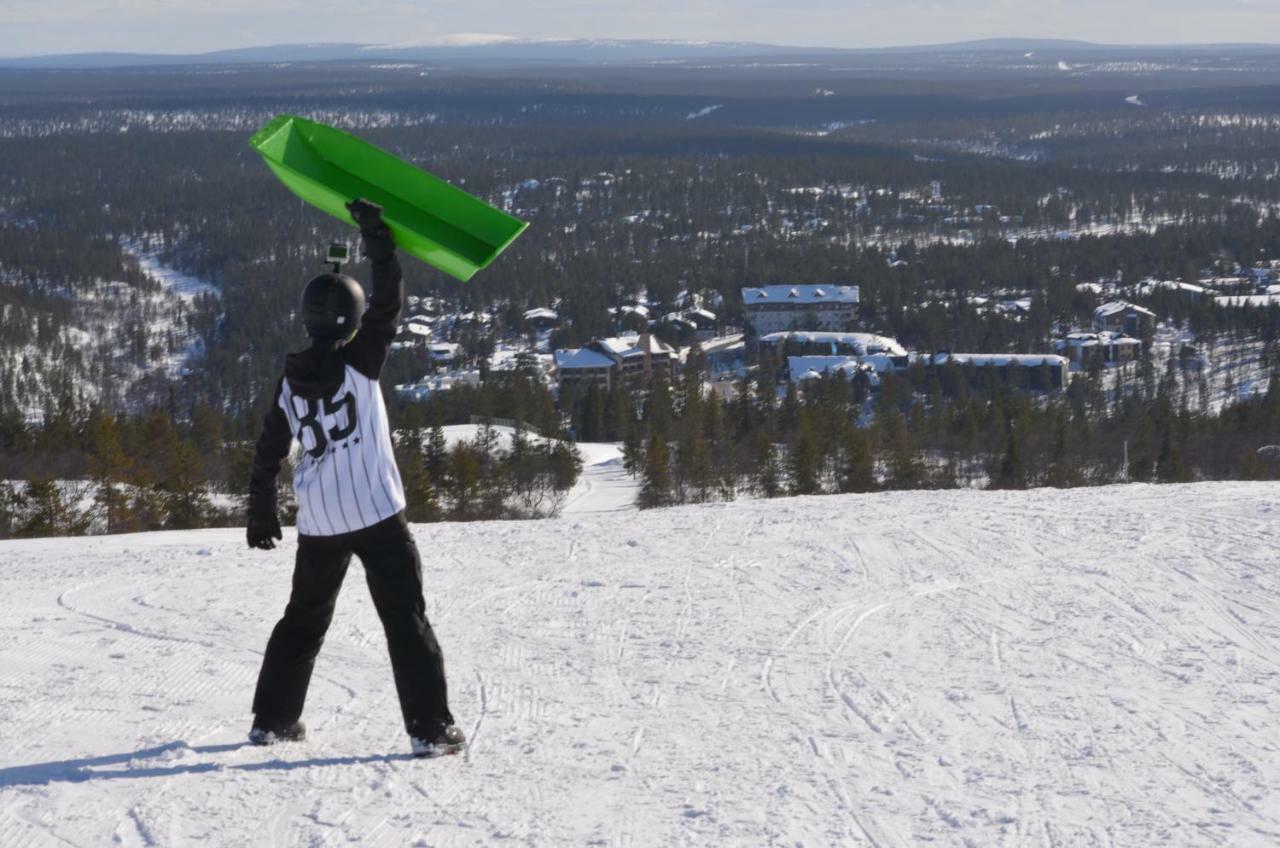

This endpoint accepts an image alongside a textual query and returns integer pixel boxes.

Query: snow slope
[1,483,1279,845]
[562,442,638,515]
[435,425,639,514]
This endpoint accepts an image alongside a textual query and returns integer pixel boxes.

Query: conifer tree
[425,419,448,486]
[638,434,672,509]
[621,415,644,478]
[751,429,783,498]
[838,426,877,494]
[1156,429,1192,483]
[14,477,86,538]
[788,409,822,496]
[86,411,133,534]
[396,429,442,523]
[445,443,482,521]
[164,437,210,529]
[883,412,925,490]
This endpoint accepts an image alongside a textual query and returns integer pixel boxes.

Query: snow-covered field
[1,483,1279,846]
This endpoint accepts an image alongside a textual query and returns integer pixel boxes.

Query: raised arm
[247,378,292,549]
[343,198,403,380]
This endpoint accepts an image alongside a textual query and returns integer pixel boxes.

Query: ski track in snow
[1,483,1279,845]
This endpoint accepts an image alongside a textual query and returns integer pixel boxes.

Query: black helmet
[301,273,365,340]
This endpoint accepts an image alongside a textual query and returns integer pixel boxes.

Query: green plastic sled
[249,115,527,282]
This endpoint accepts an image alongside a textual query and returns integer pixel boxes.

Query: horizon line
[6,35,1280,63]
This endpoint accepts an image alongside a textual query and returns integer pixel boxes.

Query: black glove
[346,198,395,262]
[247,513,283,550]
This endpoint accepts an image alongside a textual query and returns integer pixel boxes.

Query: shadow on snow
[0,741,417,786]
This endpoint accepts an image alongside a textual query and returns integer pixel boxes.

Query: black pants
[252,512,453,737]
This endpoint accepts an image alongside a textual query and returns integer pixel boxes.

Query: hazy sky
[5,0,1280,56]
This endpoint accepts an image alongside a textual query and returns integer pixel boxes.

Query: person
[245,198,464,758]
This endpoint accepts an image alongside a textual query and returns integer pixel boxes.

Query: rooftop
[932,352,1069,368]
[1060,332,1141,348]
[1095,301,1156,319]
[742,285,859,306]
[553,348,615,370]
[760,331,906,357]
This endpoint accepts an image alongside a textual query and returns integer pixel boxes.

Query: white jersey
[277,365,406,537]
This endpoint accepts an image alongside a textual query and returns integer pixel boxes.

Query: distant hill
[0,39,817,70]
[5,36,1280,70]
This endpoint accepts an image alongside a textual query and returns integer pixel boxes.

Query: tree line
[565,347,1280,510]
[0,383,583,539]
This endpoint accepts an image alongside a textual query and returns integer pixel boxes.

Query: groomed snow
[2,483,1279,845]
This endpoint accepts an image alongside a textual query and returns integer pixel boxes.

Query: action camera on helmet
[302,245,365,340]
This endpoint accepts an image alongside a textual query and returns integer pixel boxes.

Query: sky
[4,0,1280,57]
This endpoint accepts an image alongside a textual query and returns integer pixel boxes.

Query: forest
[2,59,1280,536]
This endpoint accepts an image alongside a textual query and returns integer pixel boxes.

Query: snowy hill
[1,483,1279,845]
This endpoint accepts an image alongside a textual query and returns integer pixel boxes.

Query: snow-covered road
[2,483,1279,846]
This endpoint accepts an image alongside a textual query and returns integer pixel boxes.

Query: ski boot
[248,718,307,746]
[411,724,466,758]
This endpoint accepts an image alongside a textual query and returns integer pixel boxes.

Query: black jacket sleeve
[344,232,403,380]
[248,379,293,523]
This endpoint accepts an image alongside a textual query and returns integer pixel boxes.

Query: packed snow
[1,483,1279,845]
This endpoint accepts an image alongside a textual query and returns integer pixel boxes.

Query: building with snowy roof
[787,356,881,387]
[523,307,559,330]
[701,334,746,377]
[1134,280,1206,303]
[1094,301,1156,336]
[859,351,1068,390]
[759,330,905,357]
[1055,332,1142,369]
[553,348,615,390]
[1215,294,1280,308]
[741,285,859,335]
[553,335,678,392]
[928,352,1069,390]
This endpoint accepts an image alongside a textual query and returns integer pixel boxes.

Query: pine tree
[638,434,672,509]
[0,481,18,539]
[397,429,442,523]
[838,426,877,494]
[546,441,583,513]
[164,436,210,529]
[621,415,644,478]
[751,429,782,498]
[645,372,675,442]
[445,443,482,521]
[883,412,924,490]
[1043,406,1083,488]
[788,409,822,496]
[471,423,508,520]
[425,420,448,486]
[1156,429,1192,483]
[14,477,86,538]
[676,382,713,503]
[86,411,134,534]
